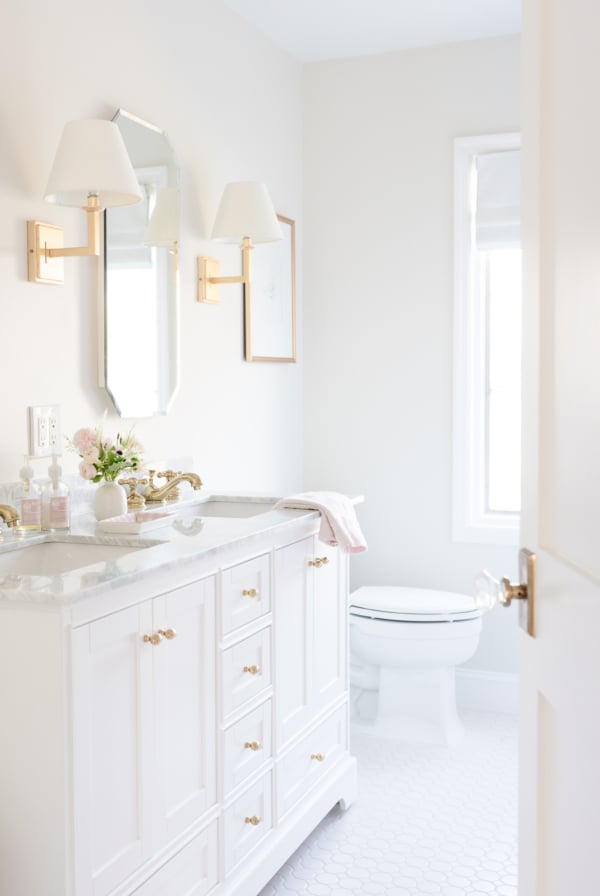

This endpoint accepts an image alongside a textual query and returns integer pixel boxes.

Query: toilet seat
[349,586,481,623]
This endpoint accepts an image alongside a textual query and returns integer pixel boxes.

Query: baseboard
[456,667,518,715]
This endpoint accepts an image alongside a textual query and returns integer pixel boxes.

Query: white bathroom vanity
[0,496,357,896]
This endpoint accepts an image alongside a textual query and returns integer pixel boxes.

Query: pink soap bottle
[42,455,70,531]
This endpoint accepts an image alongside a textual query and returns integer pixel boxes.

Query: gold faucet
[144,470,203,504]
[0,504,20,528]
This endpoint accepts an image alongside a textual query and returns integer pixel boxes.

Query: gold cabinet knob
[158,628,177,640]
[311,752,326,762]
[308,557,329,568]
[244,815,261,826]
[242,588,259,598]
[243,664,260,675]
[143,632,162,646]
[244,741,262,751]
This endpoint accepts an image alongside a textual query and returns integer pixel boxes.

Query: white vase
[94,481,127,521]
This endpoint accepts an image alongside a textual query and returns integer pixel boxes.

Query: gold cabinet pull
[243,664,260,675]
[311,752,326,762]
[143,632,162,646]
[244,741,262,751]
[308,557,329,568]
[158,628,177,640]
[244,815,261,826]
[242,588,259,598]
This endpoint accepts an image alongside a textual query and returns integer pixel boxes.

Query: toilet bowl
[349,586,482,745]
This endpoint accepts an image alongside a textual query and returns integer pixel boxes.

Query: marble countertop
[0,493,319,606]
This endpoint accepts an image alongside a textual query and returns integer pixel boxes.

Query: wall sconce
[27,119,142,285]
[197,181,282,304]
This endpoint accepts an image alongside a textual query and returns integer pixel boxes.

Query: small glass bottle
[16,456,42,532]
[42,455,70,531]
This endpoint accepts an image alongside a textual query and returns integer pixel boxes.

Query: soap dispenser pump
[16,455,42,531]
[42,454,70,531]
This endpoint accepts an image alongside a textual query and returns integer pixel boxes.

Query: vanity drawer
[130,820,218,896]
[223,771,273,873]
[221,626,272,719]
[276,705,348,820]
[221,553,271,636]
[222,700,272,798]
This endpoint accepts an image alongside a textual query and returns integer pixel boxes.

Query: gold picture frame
[244,214,297,363]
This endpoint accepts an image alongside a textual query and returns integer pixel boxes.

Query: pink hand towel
[274,491,367,554]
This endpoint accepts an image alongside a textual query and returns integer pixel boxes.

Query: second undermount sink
[0,540,148,577]
[187,497,277,519]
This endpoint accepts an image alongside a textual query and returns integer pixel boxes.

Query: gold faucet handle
[119,477,148,509]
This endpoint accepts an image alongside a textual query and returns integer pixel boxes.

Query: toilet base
[352,665,465,746]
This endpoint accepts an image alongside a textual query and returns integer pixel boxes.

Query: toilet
[349,586,482,745]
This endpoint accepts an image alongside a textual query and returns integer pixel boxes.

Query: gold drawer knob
[143,632,162,646]
[308,557,329,568]
[311,752,326,762]
[242,588,259,598]
[158,628,177,640]
[244,741,262,751]
[244,815,261,826]
[243,664,260,675]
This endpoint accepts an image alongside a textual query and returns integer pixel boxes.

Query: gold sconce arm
[197,236,252,304]
[27,195,101,284]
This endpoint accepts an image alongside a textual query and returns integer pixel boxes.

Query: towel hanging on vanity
[274,491,367,554]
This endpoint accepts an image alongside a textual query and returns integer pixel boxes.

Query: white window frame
[452,132,521,546]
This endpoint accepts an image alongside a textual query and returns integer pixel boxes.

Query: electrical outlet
[28,405,62,457]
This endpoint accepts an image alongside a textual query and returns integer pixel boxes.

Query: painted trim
[452,132,521,546]
[456,667,518,715]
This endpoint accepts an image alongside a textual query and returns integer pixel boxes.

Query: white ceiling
[222,0,521,63]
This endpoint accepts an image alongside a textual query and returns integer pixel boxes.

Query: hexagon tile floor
[259,711,517,896]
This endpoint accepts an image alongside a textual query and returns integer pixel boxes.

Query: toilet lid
[349,586,481,622]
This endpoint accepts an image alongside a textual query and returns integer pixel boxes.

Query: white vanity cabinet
[71,575,218,896]
[0,514,357,896]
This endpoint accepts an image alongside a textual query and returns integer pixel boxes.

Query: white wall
[302,36,521,674]
[0,0,303,495]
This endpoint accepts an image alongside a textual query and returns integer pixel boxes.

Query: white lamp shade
[211,181,282,244]
[144,187,180,247]
[44,119,143,209]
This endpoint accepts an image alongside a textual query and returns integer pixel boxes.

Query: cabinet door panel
[274,538,313,746]
[72,602,155,896]
[312,543,347,712]
[154,577,217,845]
[131,821,218,896]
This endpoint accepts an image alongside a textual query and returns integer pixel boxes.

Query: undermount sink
[0,540,147,577]
[188,497,277,519]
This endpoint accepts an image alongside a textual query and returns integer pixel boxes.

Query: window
[453,134,521,545]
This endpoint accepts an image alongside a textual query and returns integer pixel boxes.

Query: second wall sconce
[27,119,142,285]
[197,181,282,304]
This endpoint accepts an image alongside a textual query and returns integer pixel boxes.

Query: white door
[520,0,600,892]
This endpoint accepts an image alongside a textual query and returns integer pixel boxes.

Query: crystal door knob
[475,569,528,610]
[474,549,537,637]
[474,570,503,610]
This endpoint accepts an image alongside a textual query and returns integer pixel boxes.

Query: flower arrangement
[68,424,143,483]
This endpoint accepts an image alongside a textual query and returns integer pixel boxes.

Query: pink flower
[72,428,97,453]
[79,461,97,480]
[83,445,100,464]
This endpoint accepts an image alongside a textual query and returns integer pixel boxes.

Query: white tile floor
[260,712,517,896]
